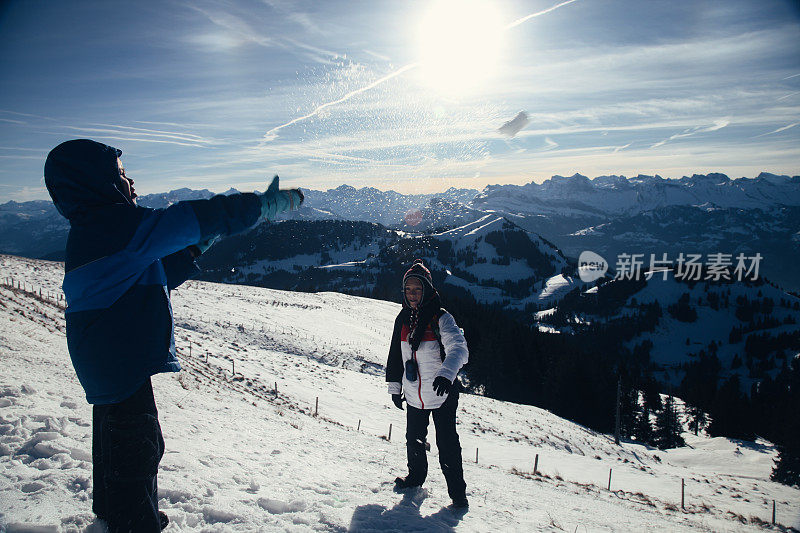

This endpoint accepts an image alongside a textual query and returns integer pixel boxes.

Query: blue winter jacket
[45,139,262,405]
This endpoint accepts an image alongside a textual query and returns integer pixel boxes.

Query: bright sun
[416,0,505,95]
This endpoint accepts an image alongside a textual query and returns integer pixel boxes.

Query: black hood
[44,139,131,221]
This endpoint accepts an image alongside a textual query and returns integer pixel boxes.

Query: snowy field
[1,255,798,532]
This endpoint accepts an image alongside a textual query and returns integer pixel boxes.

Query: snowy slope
[1,255,798,532]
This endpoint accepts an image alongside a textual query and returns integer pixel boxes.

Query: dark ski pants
[405,388,466,499]
[92,378,164,533]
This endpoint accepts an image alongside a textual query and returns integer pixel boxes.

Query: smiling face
[116,157,137,204]
[404,277,424,309]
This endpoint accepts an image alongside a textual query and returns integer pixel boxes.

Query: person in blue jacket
[44,139,303,532]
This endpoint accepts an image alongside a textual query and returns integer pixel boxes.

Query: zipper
[413,349,424,409]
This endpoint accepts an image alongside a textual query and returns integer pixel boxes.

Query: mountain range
[1,172,798,289]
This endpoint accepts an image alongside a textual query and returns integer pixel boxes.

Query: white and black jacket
[386,306,469,410]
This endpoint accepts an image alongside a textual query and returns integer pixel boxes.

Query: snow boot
[451,495,469,509]
[159,511,169,530]
[394,476,423,489]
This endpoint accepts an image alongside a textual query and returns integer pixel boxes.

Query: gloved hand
[432,376,451,396]
[391,394,404,410]
[259,175,304,220]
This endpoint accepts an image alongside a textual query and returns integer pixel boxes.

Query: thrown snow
[1,255,798,531]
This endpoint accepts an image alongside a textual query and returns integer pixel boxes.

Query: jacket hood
[44,139,131,221]
[402,258,438,309]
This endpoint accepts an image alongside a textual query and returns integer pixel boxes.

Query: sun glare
[416,0,505,95]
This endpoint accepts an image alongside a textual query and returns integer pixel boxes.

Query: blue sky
[1,0,799,201]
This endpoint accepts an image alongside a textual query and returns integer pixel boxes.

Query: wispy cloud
[777,91,800,101]
[613,143,631,153]
[187,5,275,48]
[187,3,340,63]
[362,49,390,62]
[543,137,559,151]
[651,119,730,148]
[60,124,216,147]
[754,122,798,137]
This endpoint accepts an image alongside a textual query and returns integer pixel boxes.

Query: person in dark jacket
[386,259,469,508]
[44,139,303,532]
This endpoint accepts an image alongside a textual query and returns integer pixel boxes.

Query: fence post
[607,468,613,491]
[232,360,235,375]
[772,500,776,525]
[274,382,278,394]
[388,423,392,441]
[357,419,361,431]
[315,397,319,416]
[475,448,479,464]
[534,454,539,475]
[681,478,685,510]
[189,343,192,358]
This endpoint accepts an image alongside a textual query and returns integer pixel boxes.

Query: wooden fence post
[681,478,685,510]
[315,397,319,416]
[534,454,539,475]
[357,419,361,431]
[772,500,776,525]
[607,468,613,491]
[232,360,235,375]
[388,423,392,441]
[475,448,479,464]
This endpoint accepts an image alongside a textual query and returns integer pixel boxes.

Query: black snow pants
[405,387,467,499]
[92,377,164,533]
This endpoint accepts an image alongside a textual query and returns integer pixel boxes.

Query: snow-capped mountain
[135,187,216,208]
[1,171,798,290]
[0,185,479,259]
[2,255,798,531]
[197,215,582,311]
[538,270,800,392]
[302,184,478,226]
[473,172,800,217]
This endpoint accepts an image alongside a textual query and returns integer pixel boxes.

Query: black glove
[391,394,404,410]
[432,376,452,396]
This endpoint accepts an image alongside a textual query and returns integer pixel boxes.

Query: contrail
[262,63,418,141]
[504,0,580,30]
[262,0,580,142]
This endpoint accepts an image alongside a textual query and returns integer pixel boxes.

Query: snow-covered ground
[1,255,798,532]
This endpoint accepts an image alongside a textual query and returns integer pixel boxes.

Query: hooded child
[44,139,303,532]
[385,259,470,508]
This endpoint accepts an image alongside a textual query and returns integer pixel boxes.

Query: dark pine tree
[654,395,685,449]
[633,403,654,446]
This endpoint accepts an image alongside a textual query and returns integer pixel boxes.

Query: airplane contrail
[504,0,580,30]
[262,63,419,142]
[262,0,581,142]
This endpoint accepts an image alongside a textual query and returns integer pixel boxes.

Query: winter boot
[451,495,469,509]
[159,511,169,530]
[394,476,423,489]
